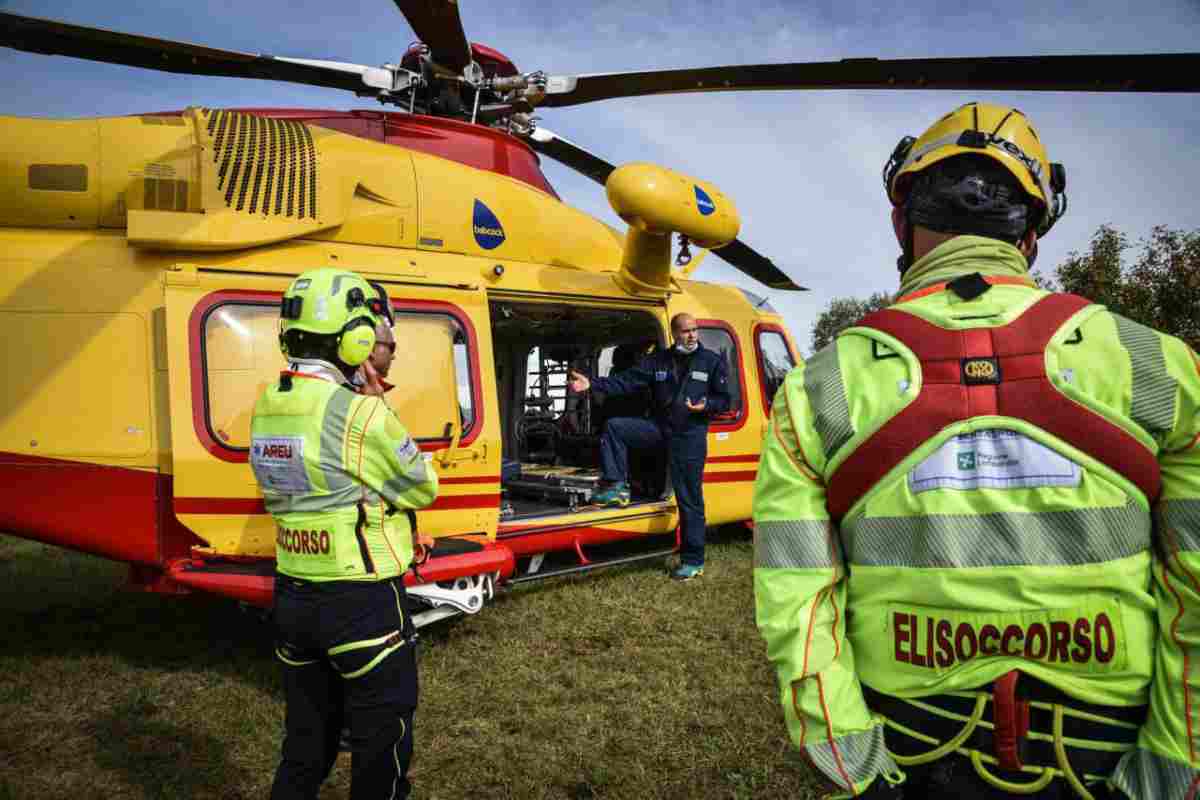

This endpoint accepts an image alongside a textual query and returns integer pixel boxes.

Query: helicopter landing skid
[408,572,497,629]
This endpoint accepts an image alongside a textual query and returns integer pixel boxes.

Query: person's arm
[357,401,439,511]
[574,357,655,397]
[702,350,732,416]
[1111,339,1200,800]
[753,357,899,797]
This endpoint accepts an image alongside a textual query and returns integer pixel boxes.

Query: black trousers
[270,575,418,800]
[865,681,1139,800]
[600,419,708,565]
[894,755,1119,799]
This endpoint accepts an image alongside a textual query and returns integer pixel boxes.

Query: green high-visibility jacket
[249,362,439,582]
[753,236,1200,798]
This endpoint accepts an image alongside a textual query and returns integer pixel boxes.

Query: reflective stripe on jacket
[250,364,438,582]
[752,235,1200,798]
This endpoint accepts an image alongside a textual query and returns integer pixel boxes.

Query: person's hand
[412,532,434,564]
[360,360,386,396]
[686,396,707,412]
[568,369,590,393]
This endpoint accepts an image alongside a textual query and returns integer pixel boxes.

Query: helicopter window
[389,312,475,441]
[202,302,287,448]
[697,324,744,420]
[199,302,475,450]
[755,328,797,411]
[454,337,474,431]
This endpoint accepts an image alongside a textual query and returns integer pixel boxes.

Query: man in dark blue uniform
[568,313,731,580]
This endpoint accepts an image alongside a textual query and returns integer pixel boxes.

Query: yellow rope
[882,695,1135,798]
[1029,701,1141,730]
[1054,704,1096,800]
[888,694,988,766]
[971,750,1056,794]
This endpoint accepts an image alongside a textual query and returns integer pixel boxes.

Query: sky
[2,0,1198,354]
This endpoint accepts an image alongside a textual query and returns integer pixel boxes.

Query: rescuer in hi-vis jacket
[753,102,1200,800]
[249,268,438,800]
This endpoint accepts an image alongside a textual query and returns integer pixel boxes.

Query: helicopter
[1,2,1197,627]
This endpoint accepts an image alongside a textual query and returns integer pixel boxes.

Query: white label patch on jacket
[691,371,709,381]
[396,437,419,462]
[908,429,1081,493]
[655,370,668,382]
[250,436,312,494]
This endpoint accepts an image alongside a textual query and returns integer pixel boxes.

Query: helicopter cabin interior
[487,300,748,519]
[491,301,664,518]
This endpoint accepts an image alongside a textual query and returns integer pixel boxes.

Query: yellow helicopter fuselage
[0,108,798,608]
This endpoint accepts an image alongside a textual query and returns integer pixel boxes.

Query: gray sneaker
[592,483,630,507]
[670,564,704,581]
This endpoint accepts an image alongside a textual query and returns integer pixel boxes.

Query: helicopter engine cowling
[605,163,739,296]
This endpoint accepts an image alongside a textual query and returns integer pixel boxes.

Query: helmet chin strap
[896,208,915,276]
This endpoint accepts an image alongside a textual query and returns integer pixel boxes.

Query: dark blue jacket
[591,342,732,435]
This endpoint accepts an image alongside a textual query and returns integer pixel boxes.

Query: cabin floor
[500,462,667,520]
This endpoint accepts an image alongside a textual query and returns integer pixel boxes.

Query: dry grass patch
[0,530,821,799]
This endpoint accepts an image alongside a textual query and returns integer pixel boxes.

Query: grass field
[0,529,822,800]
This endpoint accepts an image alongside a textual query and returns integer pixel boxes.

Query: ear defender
[338,317,376,366]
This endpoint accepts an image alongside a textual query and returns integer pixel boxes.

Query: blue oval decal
[694,185,716,216]
[473,200,506,250]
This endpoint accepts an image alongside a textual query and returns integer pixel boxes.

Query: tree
[1034,224,1200,351]
[810,292,893,353]
[810,224,1199,356]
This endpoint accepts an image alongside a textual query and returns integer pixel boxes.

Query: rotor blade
[527,127,615,186]
[0,12,398,93]
[711,239,807,292]
[540,53,1200,107]
[392,0,472,73]
[528,128,805,291]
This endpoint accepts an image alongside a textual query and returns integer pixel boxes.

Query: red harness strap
[826,292,1162,521]
[992,670,1031,770]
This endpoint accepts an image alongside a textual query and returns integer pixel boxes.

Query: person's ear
[1018,228,1037,257]
[892,206,907,248]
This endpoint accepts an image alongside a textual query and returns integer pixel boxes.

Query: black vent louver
[206,109,317,220]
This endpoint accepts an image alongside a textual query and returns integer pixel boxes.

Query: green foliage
[809,292,893,353]
[1034,224,1200,350]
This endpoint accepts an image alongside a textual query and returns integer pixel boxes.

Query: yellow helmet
[278,267,384,366]
[883,102,1067,236]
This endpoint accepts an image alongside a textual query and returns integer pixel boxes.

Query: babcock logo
[472,200,506,249]
[694,185,716,216]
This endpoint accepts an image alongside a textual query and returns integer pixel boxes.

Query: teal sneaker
[591,482,630,507]
[670,564,704,581]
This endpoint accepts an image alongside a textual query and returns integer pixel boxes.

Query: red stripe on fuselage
[0,452,202,564]
[703,470,757,483]
[706,454,760,464]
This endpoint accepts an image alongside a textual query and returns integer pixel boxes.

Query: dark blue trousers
[600,417,708,566]
[270,575,418,800]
